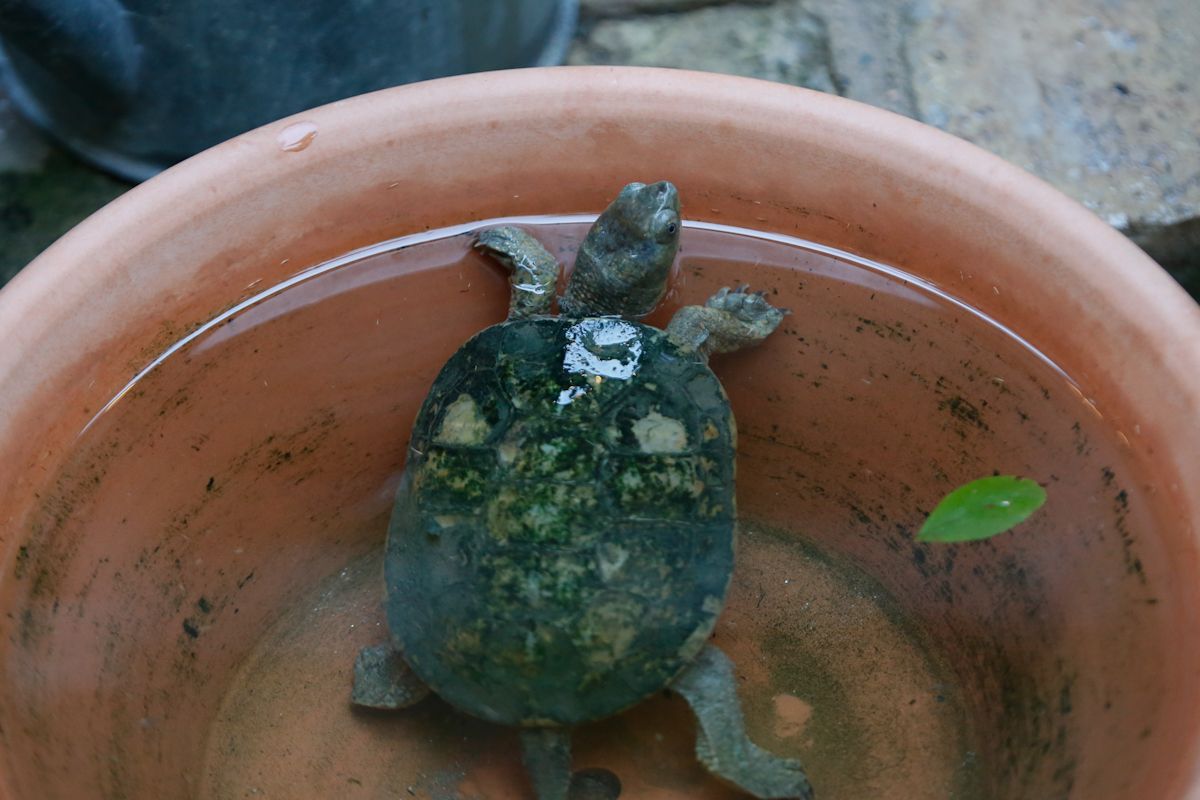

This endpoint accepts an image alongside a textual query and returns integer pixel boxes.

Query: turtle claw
[705,284,788,327]
[667,284,788,357]
[568,768,621,800]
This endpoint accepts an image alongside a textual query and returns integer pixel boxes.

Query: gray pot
[0,0,578,181]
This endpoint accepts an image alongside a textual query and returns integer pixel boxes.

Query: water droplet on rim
[277,121,318,152]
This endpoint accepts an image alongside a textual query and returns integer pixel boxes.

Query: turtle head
[561,181,681,319]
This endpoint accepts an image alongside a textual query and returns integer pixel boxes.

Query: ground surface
[1,0,1196,295]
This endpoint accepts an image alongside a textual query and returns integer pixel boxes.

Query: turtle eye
[655,210,680,241]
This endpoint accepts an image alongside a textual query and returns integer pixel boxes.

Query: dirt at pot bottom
[199,521,979,800]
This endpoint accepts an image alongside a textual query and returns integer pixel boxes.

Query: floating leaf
[917,476,1046,543]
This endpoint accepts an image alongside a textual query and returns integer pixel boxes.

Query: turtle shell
[385,316,736,727]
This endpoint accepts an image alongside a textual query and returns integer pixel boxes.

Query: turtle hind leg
[474,226,561,319]
[670,645,814,800]
[351,643,431,710]
[520,728,572,800]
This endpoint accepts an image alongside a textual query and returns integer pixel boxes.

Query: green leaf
[917,476,1046,543]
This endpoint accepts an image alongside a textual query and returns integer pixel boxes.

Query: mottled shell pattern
[386,314,737,727]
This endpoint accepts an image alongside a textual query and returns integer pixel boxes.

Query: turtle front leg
[475,226,561,319]
[666,285,787,359]
[670,645,814,800]
[351,643,431,709]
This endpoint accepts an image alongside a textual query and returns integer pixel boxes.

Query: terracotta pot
[0,68,1197,800]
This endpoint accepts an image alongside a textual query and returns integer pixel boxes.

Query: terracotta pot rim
[0,65,1198,798]
[3,67,1198,421]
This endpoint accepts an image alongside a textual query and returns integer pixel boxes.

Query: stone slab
[906,0,1199,234]
[570,0,839,94]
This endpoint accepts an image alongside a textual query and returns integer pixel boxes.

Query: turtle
[352,181,812,800]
